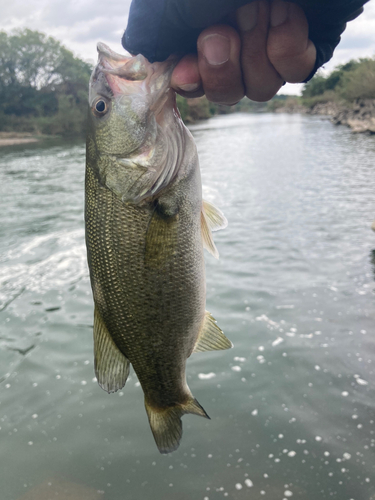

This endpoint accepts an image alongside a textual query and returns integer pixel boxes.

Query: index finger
[171,54,204,98]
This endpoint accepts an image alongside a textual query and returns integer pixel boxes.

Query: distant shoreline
[0,132,40,147]
[2,99,375,146]
[274,98,375,135]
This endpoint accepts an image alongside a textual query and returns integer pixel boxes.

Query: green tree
[339,59,375,101]
[0,29,92,136]
[302,74,329,98]
[301,58,371,105]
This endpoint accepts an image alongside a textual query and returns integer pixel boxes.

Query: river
[0,113,374,500]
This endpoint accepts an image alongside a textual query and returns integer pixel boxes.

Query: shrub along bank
[0,29,92,138]
[1,29,374,138]
[274,57,375,133]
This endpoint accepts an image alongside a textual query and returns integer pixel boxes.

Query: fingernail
[270,0,289,27]
[200,34,230,66]
[178,83,200,92]
[236,2,258,32]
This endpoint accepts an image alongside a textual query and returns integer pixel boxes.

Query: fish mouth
[97,42,148,82]
[92,42,177,102]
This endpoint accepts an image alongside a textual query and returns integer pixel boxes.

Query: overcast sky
[1,0,375,95]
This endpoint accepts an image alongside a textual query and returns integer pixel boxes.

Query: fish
[85,42,232,454]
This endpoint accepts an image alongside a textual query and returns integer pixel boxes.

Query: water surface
[0,114,374,500]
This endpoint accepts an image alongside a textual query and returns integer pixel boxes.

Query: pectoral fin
[201,200,227,259]
[94,306,130,393]
[145,204,178,268]
[193,311,233,353]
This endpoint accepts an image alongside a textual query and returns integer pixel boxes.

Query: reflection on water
[0,114,374,500]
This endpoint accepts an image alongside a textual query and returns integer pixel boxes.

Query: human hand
[170,0,316,104]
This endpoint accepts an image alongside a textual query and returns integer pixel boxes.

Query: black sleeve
[298,0,367,80]
[122,0,368,80]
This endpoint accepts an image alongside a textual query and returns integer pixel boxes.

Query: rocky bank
[330,99,375,133]
[276,98,375,134]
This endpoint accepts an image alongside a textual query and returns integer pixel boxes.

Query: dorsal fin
[193,311,233,353]
[203,200,228,231]
[201,210,218,258]
[94,306,130,393]
[201,200,227,259]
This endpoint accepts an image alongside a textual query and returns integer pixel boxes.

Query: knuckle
[202,74,244,105]
[268,41,302,63]
[206,89,244,105]
[245,85,280,102]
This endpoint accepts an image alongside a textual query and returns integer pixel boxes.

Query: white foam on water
[0,229,87,301]
[272,337,284,346]
[256,314,279,328]
[356,378,368,386]
[198,372,216,380]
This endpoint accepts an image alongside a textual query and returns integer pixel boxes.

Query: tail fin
[145,397,210,454]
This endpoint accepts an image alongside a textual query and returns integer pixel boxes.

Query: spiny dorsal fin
[94,306,130,393]
[145,396,209,454]
[193,311,233,353]
[201,200,227,259]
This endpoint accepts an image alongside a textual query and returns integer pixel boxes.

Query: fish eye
[96,100,106,112]
[92,98,109,117]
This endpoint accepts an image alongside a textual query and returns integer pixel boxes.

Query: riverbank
[275,98,375,134]
[0,132,40,147]
[331,99,375,133]
[179,93,375,136]
[3,98,375,142]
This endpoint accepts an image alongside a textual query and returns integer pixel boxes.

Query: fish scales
[85,43,232,453]
[86,165,205,401]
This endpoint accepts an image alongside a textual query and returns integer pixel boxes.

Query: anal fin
[145,396,209,454]
[193,311,233,353]
[94,306,130,393]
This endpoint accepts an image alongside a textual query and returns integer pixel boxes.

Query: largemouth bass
[85,43,232,454]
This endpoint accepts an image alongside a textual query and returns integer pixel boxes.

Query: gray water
[0,113,374,500]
